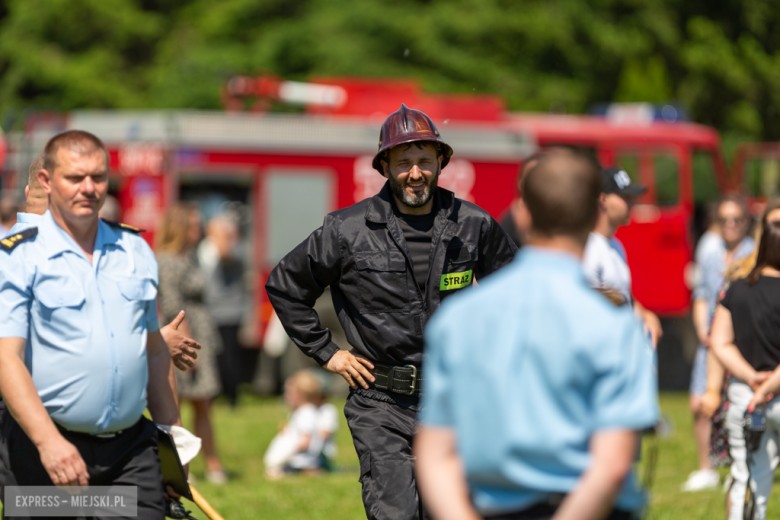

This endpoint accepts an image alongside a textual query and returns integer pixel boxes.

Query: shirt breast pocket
[354,251,409,313]
[36,278,88,339]
[117,278,157,332]
[117,278,158,302]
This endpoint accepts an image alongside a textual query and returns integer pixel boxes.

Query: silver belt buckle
[94,430,121,439]
[402,364,417,395]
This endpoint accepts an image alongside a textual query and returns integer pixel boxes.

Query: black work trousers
[0,416,165,520]
[344,390,430,520]
[0,401,12,490]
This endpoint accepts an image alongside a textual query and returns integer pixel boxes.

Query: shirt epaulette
[101,219,146,234]
[0,227,38,251]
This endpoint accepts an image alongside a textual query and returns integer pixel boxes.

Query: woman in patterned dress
[156,203,227,483]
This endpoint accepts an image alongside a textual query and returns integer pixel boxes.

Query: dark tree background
[1,0,779,142]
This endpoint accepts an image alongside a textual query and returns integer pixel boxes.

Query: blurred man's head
[717,195,750,250]
[25,154,47,216]
[521,151,602,246]
[515,147,577,197]
[39,130,109,226]
[595,167,646,237]
[206,214,240,260]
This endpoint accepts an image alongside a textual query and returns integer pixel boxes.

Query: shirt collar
[589,231,610,247]
[515,245,585,277]
[40,211,122,259]
[16,212,43,224]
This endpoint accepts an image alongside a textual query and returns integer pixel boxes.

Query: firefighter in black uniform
[265,104,517,520]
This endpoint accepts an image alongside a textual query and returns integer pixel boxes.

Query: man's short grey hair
[43,130,109,173]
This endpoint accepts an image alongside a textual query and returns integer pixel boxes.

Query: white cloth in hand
[157,424,202,465]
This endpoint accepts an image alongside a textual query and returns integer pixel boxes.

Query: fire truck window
[267,171,334,264]
[692,150,719,203]
[654,154,679,206]
[743,157,780,198]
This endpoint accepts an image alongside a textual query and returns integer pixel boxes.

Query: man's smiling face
[381,142,442,212]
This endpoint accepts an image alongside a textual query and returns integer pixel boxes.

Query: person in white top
[583,166,663,346]
[264,369,339,478]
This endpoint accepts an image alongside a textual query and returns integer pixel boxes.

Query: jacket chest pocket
[440,244,477,293]
[354,251,409,313]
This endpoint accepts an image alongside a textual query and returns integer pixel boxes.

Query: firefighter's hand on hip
[325,350,375,389]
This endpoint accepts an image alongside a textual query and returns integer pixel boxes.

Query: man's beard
[388,167,440,209]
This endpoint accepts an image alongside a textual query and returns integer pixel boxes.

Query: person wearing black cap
[583,166,663,345]
[265,104,517,519]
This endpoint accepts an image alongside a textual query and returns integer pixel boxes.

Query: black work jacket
[265,183,517,367]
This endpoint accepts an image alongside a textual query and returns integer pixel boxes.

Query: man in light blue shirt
[2,153,200,369]
[0,131,181,518]
[415,151,659,520]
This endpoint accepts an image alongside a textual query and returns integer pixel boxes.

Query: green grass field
[4,392,780,519]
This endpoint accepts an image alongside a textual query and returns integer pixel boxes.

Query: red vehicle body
[507,113,730,316]
[2,80,737,357]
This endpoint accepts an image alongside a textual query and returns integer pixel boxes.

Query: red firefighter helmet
[371,104,454,174]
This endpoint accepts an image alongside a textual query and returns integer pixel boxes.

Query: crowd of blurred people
[667,193,780,520]
[154,202,262,485]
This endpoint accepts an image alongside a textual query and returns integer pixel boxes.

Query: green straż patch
[440,270,473,291]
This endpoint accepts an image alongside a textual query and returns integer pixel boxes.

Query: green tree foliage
[1,0,780,140]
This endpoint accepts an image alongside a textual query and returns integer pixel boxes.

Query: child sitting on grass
[264,369,338,478]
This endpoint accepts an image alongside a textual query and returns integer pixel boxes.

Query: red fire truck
[2,78,762,387]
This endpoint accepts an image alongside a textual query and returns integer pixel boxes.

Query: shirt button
[58,299,63,305]
[110,332,114,338]
[114,367,119,373]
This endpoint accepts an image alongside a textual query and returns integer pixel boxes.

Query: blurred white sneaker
[205,469,228,485]
[681,469,719,491]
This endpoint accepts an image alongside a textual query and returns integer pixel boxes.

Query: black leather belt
[372,364,423,396]
[59,425,126,439]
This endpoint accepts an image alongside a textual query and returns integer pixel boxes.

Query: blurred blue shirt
[0,210,160,434]
[5,212,42,237]
[420,246,659,515]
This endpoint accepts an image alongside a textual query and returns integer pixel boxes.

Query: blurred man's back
[416,151,659,520]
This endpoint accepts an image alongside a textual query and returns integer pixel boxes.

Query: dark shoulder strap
[101,219,146,234]
[0,227,38,251]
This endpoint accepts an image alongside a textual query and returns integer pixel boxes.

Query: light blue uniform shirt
[420,247,659,515]
[0,210,160,434]
[5,212,42,237]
